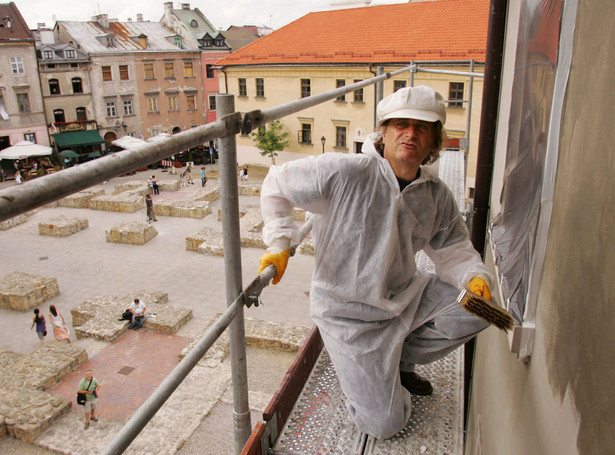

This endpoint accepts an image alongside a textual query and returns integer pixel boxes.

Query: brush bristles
[458,290,514,332]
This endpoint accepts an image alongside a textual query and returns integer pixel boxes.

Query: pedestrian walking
[49,304,70,343]
[200,167,207,187]
[30,308,47,345]
[150,175,159,195]
[77,370,100,429]
[186,164,194,184]
[145,194,157,222]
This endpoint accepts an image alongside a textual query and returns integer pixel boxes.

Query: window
[102,65,112,81]
[354,80,364,102]
[165,62,175,78]
[49,79,61,95]
[10,56,24,74]
[336,126,347,148]
[299,123,312,144]
[76,107,87,121]
[214,38,224,46]
[123,99,133,116]
[24,133,36,143]
[208,95,216,112]
[144,63,155,79]
[448,82,464,108]
[301,79,311,98]
[119,65,129,81]
[168,95,178,111]
[184,61,193,77]
[147,97,158,113]
[43,50,53,59]
[238,78,247,97]
[53,109,65,123]
[206,64,214,79]
[72,77,83,93]
[187,94,197,111]
[151,127,161,137]
[174,36,182,48]
[256,78,264,97]
[16,93,30,113]
[394,80,407,92]
[336,79,346,102]
[46,64,55,69]
[65,50,75,58]
[203,39,212,47]
[191,19,198,27]
[106,101,116,117]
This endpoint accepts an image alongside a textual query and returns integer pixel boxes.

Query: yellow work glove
[468,277,491,301]
[258,249,290,285]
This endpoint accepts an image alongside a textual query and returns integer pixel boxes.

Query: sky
[15,0,338,31]
[14,0,409,31]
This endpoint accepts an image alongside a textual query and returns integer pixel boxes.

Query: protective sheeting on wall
[489,0,562,323]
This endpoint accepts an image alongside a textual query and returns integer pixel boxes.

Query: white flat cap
[377,85,446,126]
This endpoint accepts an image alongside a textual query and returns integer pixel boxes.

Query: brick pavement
[48,330,191,422]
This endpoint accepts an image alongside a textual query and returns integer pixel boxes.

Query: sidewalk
[0,163,314,454]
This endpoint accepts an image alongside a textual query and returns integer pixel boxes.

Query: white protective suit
[261,132,491,439]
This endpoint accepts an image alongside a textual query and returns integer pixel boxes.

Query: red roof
[216,0,489,66]
[0,3,33,41]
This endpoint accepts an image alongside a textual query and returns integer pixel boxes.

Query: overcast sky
[16,0,338,31]
[15,0,409,31]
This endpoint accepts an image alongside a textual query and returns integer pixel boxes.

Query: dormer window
[203,39,212,47]
[214,38,224,46]
[138,35,148,48]
[174,36,182,48]
[191,19,198,28]
[106,36,115,47]
[43,50,53,59]
[65,49,75,58]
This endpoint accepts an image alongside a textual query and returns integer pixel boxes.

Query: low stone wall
[186,227,224,256]
[0,272,60,311]
[0,211,35,231]
[195,181,221,202]
[0,343,87,443]
[38,216,89,237]
[238,184,261,197]
[71,290,191,342]
[56,188,105,209]
[89,190,144,213]
[105,221,158,245]
[298,238,315,256]
[154,198,212,219]
[179,317,310,367]
[240,209,266,250]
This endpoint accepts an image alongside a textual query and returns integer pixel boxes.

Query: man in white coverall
[258,86,492,439]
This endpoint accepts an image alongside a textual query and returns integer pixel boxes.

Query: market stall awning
[0,141,52,160]
[52,130,105,148]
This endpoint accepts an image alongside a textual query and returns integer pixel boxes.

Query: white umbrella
[112,136,147,150]
[0,141,53,160]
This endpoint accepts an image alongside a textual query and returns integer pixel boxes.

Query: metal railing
[0,62,479,454]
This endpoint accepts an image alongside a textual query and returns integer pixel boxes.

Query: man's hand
[468,277,491,300]
[258,249,290,285]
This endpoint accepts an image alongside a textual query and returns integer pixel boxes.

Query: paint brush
[457,289,514,332]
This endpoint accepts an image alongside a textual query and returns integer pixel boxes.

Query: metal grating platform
[272,348,464,454]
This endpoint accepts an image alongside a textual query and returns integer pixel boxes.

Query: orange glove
[468,277,491,300]
[258,249,290,285]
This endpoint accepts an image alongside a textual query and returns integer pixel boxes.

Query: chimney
[137,13,143,22]
[92,14,109,29]
[181,3,191,9]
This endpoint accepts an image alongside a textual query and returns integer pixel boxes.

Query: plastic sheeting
[489,0,562,323]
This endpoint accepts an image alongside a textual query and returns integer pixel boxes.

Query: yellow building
[216,0,488,193]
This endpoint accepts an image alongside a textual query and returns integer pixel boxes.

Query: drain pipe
[464,0,507,436]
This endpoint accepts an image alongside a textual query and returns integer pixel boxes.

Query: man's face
[382,118,436,175]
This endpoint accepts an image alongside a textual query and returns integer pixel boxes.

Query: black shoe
[400,371,433,395]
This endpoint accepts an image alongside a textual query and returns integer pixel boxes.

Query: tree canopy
[251,120,289,165]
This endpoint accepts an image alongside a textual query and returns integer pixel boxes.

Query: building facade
[55,14,205,147]
[215,1,488,194]
[0,3,48,151]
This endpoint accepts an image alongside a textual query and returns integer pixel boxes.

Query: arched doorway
[104,131,119,153]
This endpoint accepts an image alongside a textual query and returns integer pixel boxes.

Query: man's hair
[134,298,139,303]
[374,119,447,165]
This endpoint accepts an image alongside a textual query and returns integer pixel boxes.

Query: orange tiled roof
[216,0,489,67]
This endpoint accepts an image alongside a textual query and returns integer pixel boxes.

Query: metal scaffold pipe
[217,93,253,453]
[0,115,240,223]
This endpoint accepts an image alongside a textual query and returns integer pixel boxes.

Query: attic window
[203,39,212,47]
[139,36,148,48]
[65,50,75,58]
[191,19,198,27]
[214,38,224,46]
[43,50,53,59]
[106,36,115,47]
[174,36,182,48]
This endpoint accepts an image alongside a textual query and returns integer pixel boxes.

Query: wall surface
[468,1,615,454]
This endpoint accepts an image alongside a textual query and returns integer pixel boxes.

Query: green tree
[251,120,289,165]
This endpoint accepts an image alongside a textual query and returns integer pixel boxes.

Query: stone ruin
[0,272,60,311]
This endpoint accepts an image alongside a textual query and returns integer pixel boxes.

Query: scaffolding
[0,63,480,455]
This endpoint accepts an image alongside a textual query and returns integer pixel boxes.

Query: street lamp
[321,136,326,154]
